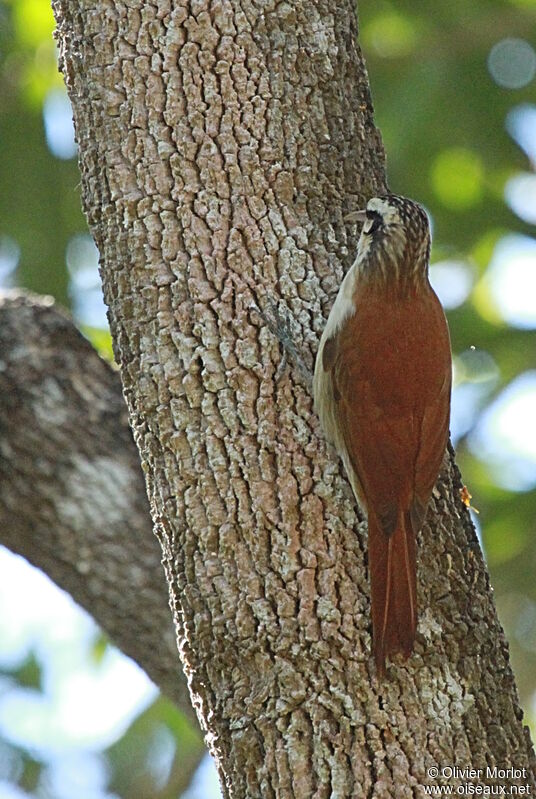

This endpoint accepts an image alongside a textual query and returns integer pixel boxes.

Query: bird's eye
[363,210,382,235]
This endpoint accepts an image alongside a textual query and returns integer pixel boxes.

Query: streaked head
[350,194,431,282]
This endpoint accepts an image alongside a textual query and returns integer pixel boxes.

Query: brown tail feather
[369,511,417,676]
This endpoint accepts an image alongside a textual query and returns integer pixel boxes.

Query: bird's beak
[344,210,367,224]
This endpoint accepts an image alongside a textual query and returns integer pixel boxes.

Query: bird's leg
[251,298,313,387]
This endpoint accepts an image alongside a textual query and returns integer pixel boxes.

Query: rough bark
[51,1,535,797]
[0,292,195,723]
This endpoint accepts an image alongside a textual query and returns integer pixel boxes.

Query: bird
[313,194,452,675]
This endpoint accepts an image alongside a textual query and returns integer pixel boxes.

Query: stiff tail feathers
[369,510,417,676]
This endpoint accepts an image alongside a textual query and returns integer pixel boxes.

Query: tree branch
[0,291,195,723]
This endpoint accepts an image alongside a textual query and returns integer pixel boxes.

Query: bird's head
[347,194,431,285]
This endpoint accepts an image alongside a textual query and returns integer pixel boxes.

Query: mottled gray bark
[51,0,535,797]
[0,292,194,722]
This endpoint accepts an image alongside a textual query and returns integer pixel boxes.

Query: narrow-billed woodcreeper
[313,194,452,675]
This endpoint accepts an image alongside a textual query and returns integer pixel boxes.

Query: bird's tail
[368,510,417,676]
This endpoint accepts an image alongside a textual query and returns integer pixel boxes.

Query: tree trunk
[52,0,535,796]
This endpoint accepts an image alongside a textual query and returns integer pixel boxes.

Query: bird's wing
[410,371,451,529]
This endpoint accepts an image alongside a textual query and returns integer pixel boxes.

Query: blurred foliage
[0,0,83,305]
[0,646,205,798]
[10,652,43,691]
[0,0,536,795]
[106,697,203,799]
